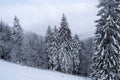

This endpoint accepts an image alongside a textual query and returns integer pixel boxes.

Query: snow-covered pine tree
[72,34,82,75]
[58,14,73,73]
[11,16,24,64]
[45,26,54,69]
[92,0,120,80]
[46,25,59,70]
[49,26,59,71]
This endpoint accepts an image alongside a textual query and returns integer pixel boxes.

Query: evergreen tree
[46,26,59,70]
[58,14,73,73]
[11,16,24,64]
[51,26,59,71]
[92,0,120,80]
[72,34,82,75]
[45,26,54,69]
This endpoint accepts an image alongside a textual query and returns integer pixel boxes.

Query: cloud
[0,0,98,37]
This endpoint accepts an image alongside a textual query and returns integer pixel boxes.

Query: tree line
[0,15,95,77]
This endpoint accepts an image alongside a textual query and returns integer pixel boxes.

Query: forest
[0,14,95,77]
[1,0,120,80]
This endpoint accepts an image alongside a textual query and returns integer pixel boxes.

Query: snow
[0,60,91,80]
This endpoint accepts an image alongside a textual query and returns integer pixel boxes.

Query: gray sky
[0,0,98,37]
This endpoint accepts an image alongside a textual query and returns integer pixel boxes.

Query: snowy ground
[0,60,91,80]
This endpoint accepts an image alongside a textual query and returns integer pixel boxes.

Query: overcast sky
[0,0,98,37]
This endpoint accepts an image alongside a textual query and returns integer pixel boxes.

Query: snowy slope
[0,60,91,80]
